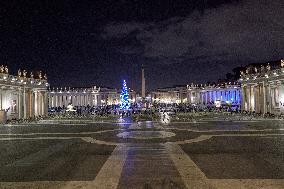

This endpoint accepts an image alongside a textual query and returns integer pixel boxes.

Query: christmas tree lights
[120,79,130,110]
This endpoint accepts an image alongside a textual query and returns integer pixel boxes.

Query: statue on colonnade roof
[4,66,8,74]
[0,65,4,73]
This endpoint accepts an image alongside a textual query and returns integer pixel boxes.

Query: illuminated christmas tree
[120,79,130,110]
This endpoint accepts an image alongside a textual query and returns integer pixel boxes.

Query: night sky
[1,0,283,92]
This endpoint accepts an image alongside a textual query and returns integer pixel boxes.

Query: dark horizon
[1,0,283,92]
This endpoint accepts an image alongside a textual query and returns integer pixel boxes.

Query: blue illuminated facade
[187,83,241,107]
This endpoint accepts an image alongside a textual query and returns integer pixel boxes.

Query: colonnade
[187,85,242,106]
[48,93,101,107]
[0,86,48,119]
[242,81,284,114]
[199,89,241,105]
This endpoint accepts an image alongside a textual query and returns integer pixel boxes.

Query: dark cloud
[1,0,283,91]
[103,0,284,67]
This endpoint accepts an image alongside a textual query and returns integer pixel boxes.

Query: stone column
[263,82,266,113]
[271,87,275,111]
[234,90,237,103]
[279,81,284,113]
[227,90,230,101]
[37,91,41,116]
[59,95,62,107]
[54,95,57,107]
[48,95,51,107]
[55,95,57,107]
[97,94,101,106]
[251,85,256,112]
[247,85,251,111]
[94,94,98,106]
[0,88,2,110]
[68,96,71,105]
[75,96,78,106]
[62,95,65,107]
[235,90,238,103]
[39,91,42,115]
[50,96,52,107]
[187,91,190,104]
[90,95,93,105]
[255,85,260,113]
[268,84,272,113]
[58,94,62,107]
[241,86,245,111]
[27,90,31,117]
[34,91,38,116]
[23,87,27,118]
[231,90,234,103]
[43,92,45,115]
[18,89,21,119]
[91,95,94,106]
[37,92,40,115]
[44,92,47,115]
[237,90,240,105]
[53,95,55,107]
[52,95,55,107]
[65,95,68,107]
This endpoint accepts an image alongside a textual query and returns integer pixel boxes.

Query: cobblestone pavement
[0,119,283,189]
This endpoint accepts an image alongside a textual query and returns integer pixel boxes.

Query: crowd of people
[48,102,283,118]
[2,102,272,123]
[154,103,241,113]
[48,104,155,118]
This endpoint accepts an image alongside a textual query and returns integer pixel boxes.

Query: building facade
[240,60,284,114]
[151,86,188,104]
[0,66,49,121]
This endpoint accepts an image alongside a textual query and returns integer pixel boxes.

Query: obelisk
[141,65,146,99]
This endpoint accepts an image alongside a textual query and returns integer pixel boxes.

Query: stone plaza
[0,117,283,189]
